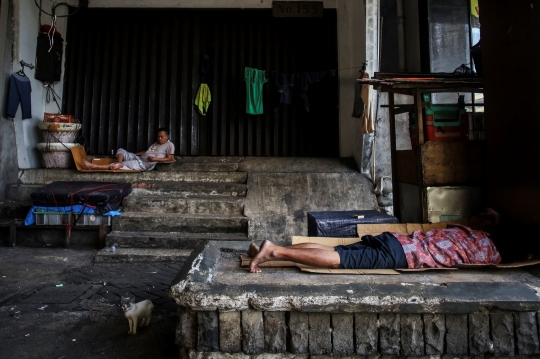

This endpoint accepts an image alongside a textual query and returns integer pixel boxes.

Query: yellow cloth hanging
[195,83,211,116]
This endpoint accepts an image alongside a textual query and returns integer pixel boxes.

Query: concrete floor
[0,246,186,359]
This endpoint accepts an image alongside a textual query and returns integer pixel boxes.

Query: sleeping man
[248,208,502,273]
[82,127,175,171]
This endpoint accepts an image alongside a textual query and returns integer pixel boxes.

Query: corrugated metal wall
[63,9,338,156]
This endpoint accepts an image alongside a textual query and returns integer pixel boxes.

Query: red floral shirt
[390,224,501,268]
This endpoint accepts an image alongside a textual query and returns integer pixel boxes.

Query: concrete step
[112,212,249,233]
[131,181,247,197]
[156,162,239,172]
[122,196,244,215]
[0,200,32,219]
[170,156,244,163]
[5,184,42,201]
[93,248,192,263]
[106,231,249,249]
[17,169,247,185]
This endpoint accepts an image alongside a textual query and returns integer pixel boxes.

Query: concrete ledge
[17,169,247,185]
[94,248,192,263]
[170,241,540,356]
[170,241,540,314]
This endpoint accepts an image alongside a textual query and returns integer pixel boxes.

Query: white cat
[120,296,154,335]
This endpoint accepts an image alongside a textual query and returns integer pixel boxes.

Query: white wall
[12,0,68,169]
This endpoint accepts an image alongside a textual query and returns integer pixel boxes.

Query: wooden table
[358,73,484,222]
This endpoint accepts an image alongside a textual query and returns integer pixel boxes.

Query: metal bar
[117,21,130,151]
[159,18,169,130]
[169,18,180,152]
[127,17,140,152]
[415,90,425,145]
[180,19,189,155]
[221,22,229,155]
[238,21,246,156]
[247,23,254,156]
[147,17,159,147]
[229,20,238,156]
[98,15,112,153]
[107,23,120,151]
[190,15,200,155]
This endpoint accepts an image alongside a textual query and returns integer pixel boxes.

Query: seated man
[248,209,502,273]
[82,127,175,171]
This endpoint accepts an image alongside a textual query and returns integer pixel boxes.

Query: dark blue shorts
[334,232,408,269]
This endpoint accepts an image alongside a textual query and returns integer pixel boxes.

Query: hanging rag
[195,83,211,116]
[7,73,32,119]
[270,70,336,112]
[359,72,374,134]
[298,70,335,112]
[352,81,364,118]
[244,67,268,115]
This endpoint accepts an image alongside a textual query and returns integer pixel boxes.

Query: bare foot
[249,240,275,273]
[82,159,96,170]
[247,243,259,257]
[109,162,124,170]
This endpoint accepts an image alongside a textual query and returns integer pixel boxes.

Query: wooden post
[65,229,71,248]
[98,225,106,248]
[415,90,425,145]
[9,225,16,247]
[388,92,401,221]
[414,89,428,222]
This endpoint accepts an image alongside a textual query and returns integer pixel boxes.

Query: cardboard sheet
[291,236,360,246]
[298,265,400,275]
[239,255,400,274]
[71,145,175,173]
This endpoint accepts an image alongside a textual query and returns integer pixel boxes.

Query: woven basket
[41,151,75,169]
[36,142,78,169]
[38,122,81,143]
[42,131,77,143]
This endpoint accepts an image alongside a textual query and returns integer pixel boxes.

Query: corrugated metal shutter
[63,8,338,156]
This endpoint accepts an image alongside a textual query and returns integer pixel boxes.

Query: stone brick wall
[177,307,540,357]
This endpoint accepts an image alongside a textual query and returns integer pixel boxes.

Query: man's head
[156,127,169,144]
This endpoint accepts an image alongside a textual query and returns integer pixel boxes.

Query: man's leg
[247,242,335,257]
[249,240,340,273]
[81,159,124,170]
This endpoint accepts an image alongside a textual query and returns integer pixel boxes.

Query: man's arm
[147,154,174,162]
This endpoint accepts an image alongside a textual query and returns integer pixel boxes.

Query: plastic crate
[34,211,111,226]
[423,94,466,127]
[425,114,468,142]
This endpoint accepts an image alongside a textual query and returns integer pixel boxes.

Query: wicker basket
[42,131,78,143]
[40,151,75,169]
[38,122,81,143]
[36,143,78,169]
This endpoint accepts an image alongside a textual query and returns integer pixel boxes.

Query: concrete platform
[169,240,540,357]
[94,247,192,263]
[170,241,540,314]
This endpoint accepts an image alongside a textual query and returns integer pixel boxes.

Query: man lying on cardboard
[81,127,175,171]
[248,208,503,273]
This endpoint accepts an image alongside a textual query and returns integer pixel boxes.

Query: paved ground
[0,246,186,359]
